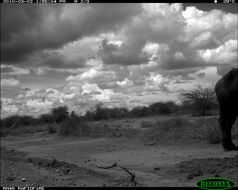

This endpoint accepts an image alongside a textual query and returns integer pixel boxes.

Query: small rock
[154,167,160,171]
[215,174,220,177]
[21,178,26,182]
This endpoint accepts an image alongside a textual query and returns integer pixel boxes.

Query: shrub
[149,102,173,115]
[58,116,91,136]
[47,123,58,134]
[129,106,150,117]
[51,106,69,124]
[39,113,53,124]
[83,101,179,121]
[1,115,20,128]
[141,121,154,128]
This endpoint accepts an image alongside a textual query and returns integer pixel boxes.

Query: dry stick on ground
[10,122,17,129]
[96,162,137,186]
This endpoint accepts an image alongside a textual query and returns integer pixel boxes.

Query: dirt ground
[1,131,238,187]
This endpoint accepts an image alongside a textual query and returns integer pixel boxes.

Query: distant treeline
[1,101,180,127]
[1,100,218,128]
[84,101,179,120]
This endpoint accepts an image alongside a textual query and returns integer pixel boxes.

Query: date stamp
[2,187,44,190]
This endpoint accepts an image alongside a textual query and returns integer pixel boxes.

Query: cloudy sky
[1,3,237,118]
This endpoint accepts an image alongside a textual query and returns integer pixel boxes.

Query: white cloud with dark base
[1,3,237,118]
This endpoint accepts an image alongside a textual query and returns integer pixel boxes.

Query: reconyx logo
[197,178,235,190]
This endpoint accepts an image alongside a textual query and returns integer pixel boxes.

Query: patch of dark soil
[1,146,62,186]
[157,155,238,181]
[27,156,98,176]
[178,155,238,176]
[1,146,29,161]
[1,146,132,187]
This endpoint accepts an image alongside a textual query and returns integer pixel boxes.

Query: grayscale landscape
[1,3,237,187]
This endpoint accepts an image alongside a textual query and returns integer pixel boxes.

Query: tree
[40,113,53,124]
[51,106,69,124]
[149,102,173,115]
[180,86,216,116]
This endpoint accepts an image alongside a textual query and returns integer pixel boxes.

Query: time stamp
[1,0,237,3]
[2,0,89,3]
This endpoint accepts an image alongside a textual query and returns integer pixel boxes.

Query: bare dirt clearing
[1,130,237,187]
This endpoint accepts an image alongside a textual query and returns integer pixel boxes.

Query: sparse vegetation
[180,86,217,116]
[58,115,90,136]
[84,101,181,121]
[47,123,58,134]
[141,117,190,143]
[51,106,69,124]
[1,99,233,146]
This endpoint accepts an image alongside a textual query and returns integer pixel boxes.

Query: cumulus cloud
[99,3,237,72]
[1,98,19,117]
[100,4,186,67]
[1,4,142,64]
[26,99,53,109]
[1,105,19,116]
[144,73,170,91]
[1,65,30,75]
[1,3,237,117]
[117,78,134,88]
[100,38,149,66]
[66,66,117,89]
[199,39,237,65]
[1,78,20,87]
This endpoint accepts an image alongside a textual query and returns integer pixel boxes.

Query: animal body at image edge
[215,68,238,151]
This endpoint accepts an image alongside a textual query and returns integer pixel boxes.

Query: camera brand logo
[197,178,235,190]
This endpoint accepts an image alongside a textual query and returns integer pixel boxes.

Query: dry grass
[140,117,190,143]
[2,115,237,146]
[47,123,58,134]
[1,124,48,137]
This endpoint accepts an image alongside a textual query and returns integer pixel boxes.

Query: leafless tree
[180,86,216,116]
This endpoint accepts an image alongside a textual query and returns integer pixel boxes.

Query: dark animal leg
[219,114,238,151]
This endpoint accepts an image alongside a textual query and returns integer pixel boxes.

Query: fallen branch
[144,142,156,146]
[96,162,137,186]
[96,162,117,169]
[117,165,136,184]
[10,122,17,129]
